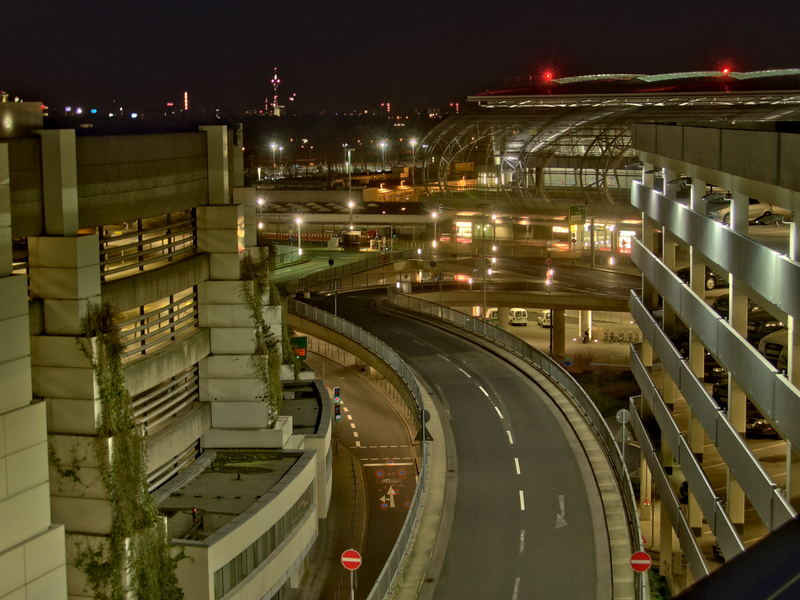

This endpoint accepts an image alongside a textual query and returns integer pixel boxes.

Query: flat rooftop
[159,450,299,541]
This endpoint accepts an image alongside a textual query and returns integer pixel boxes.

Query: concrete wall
[76,133,208,227]
[175,452,318,600]
[633,124,800,195]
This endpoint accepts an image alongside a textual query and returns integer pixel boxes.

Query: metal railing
[297,248,420,291]
[288,299,428,600]
[100,216,196,281]
[387,292,645,599]
[118,288,199,362]
[132,364,199,436]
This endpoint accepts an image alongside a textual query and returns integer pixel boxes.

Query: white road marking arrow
[386,485,398,508]
[555,494,568,529]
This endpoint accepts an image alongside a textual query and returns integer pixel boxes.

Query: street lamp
[348,200,355,230]
[344,143,353,218]
[410,138,418,190]
[256,197,265,231]
[378,140,387,172]
[278,145,284,168]
[295,216,303,256]
[270,142,277,168]
[431,210,438,249]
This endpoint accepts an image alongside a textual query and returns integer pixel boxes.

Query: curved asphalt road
[316,292,608,600]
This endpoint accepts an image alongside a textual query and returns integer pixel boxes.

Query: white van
[509,308,528,326]
[537,309,552,328]
[758,328,788,372]
[485,308,498,323]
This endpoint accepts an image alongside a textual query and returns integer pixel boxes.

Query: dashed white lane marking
[347,414,353,421]
[350,423,356,429]
[512,577,521,600]
[514,457,521,475]
[343,407,350,412]
[353,445,405,449]
[355,441,361,447]
[363,462,415,467]
[519,529,526,555]
[494,406,503,419]
[506,430,514,445]
[458,367,471,378]
[478,385,489,397]
[352,432,359,438]
[518,490,526,511]
[437,353,451,362]
[360,457,413,461]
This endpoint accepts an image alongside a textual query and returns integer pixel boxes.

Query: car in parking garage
[676,266,728,290]
[709,198,793,225]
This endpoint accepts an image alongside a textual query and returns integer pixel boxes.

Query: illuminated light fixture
[90,108,97,114]
[65,106,72,112]
[721,66,731,76]
[298,248,303,256]
[130,112,138,119]
[417,248,422,255]
[543,70,554,82]
[258,222,264,229]
[256,197,264,206]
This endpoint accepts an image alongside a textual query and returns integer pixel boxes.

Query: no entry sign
[630,550,652,572]
[341,548,362,571]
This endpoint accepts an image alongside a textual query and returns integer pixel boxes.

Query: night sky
[4,0,799,114]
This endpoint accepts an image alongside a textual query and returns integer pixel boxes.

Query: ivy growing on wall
[241,249,284,419]
[75,302,184,600]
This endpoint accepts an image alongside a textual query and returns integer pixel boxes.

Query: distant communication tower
[270,67,281,116]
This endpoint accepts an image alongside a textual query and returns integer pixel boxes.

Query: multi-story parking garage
[628,123,799,591]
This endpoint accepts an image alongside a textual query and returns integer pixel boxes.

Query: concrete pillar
[688,490,703,536]
[200,125,230,205]
[642,161,655,188]
[662,168,678,199]
[662,230,678,332]
[36,130,79,236]
[197,204,291,448]
[787,218,800,503]
[642,216,660,311]
[552,308,566,357]
[659,500,673,576]
[498,307,510,329]
[579,310,592,339]
[639,458,653,520]
[0,143,67,598]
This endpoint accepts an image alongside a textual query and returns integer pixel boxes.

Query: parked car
[710,296,760,319]
[537,309,552,328]
[508,308,528,326]
[758,328,788,372]
[710,382,780,438]
[746,310,784,343]
[709,197,792,225]
[676,266,728,290]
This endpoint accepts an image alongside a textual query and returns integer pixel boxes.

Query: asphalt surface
[315,292,605,600]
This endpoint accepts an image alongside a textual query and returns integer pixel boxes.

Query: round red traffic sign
[341,548,362,571]
[630,551,652,572]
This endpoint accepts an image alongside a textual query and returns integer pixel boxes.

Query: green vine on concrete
[75,302,184,600]
[48,442,85,486]
[241,250,283,419]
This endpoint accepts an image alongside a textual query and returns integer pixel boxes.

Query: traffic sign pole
[341,549,362,600]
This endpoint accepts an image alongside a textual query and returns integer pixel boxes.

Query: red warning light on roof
[543,71,554,82]
[721,67,731,76]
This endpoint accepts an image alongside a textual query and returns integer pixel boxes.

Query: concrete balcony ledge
[156,449,318,600]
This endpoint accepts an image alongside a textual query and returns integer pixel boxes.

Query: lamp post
[344,144,353,225]
[480,205,488,317]
[378,140,387,172]
[295,216,303,256]
[410,138,418,190]
[431,210,438,251]
[278,145,284,168]
[256,197,265,232]
[348,200,355,230]
[270,142,277,168]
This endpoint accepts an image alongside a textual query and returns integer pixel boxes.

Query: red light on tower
[543,70,554,83]
[721,66,731,76]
